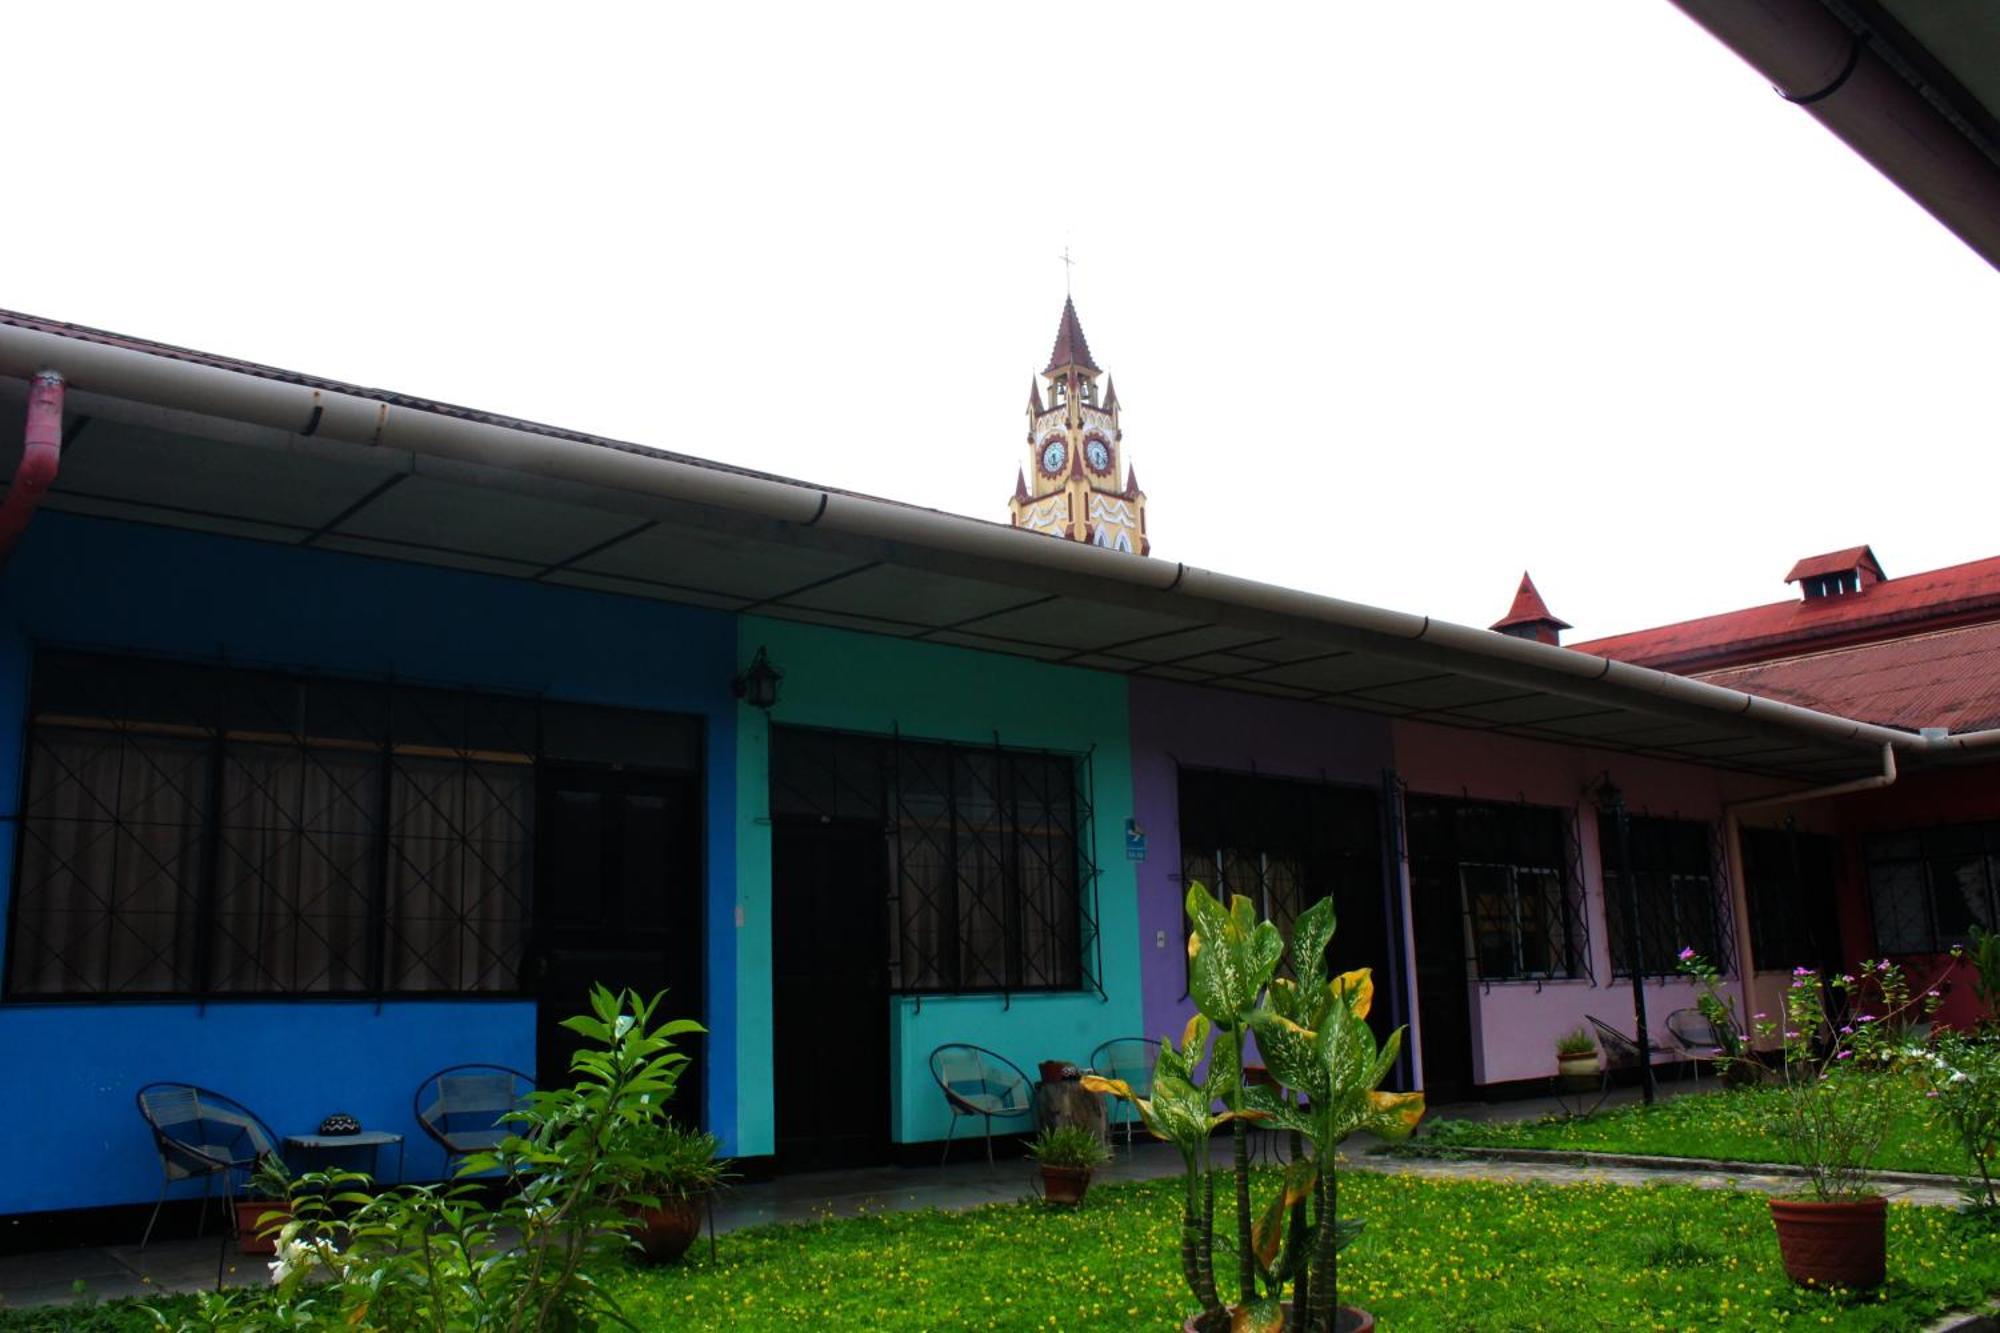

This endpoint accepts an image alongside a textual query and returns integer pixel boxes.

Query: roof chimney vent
[1490,572,1570,647]
[1785,545,1884,601]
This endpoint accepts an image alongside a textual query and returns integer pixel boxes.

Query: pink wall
[1392,720,1787,1087]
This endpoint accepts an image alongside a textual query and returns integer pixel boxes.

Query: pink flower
[1839,1025,1854,1035]
[1678,947,1696,961]
[1753,1012,1768,1020]
[1837,1050,1854,1060]
[1856,1014,1877,1024]
[1793,966,1814,977]
[1877,960,1892,972]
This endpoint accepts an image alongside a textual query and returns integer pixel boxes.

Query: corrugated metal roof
[1695,620,2000,733]
[1572,553,2000,671]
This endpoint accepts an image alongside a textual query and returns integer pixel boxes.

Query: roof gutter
[4,319,2000,767]
[1664,0,2000,271]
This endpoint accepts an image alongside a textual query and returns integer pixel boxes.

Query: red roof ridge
[1043,296,1100,374]
[1695,614,2000,678]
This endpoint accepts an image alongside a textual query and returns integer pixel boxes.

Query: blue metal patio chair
[414,1064,536,1179]
[135,1082,282,1255]
[1088,1037,1161,1150]
[929,1044,1034,1168]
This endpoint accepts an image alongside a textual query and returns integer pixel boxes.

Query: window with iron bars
[1404,796,1588,981]
[768,726,1097,996]
[1599,812,1733,977]
[1741,824,1842,972]
[1863,822,2000,956]
[1175,767,1384,989]
[5,651,699,1000]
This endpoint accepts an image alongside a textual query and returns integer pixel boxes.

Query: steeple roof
[1102,377,1119,411]
[1027,379,1045,414]
[1491,572,1571,633]
[1043,296,1100,374]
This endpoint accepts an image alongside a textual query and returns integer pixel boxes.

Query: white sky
[5,3,1994,642]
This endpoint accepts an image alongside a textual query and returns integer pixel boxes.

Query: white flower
[267,1238,314,1286]
[614,1015,635,1039]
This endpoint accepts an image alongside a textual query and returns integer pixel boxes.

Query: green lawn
[13,1171,1997,1331]
[1419,1083,1962,1177]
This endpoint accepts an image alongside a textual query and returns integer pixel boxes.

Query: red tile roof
[1491,572,1569,632]
[1785,545,1883,584]
[1043,296,1100,374]
[1572,552,2000,672]
[1695,621,2000,734]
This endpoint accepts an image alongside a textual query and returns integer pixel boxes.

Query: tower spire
[1043,296,1099,374]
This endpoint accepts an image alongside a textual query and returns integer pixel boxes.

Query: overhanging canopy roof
[1667,0,2000,270]
[0,311,1978,782]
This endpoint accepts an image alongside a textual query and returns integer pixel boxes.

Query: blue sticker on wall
[1125,817,1147,861]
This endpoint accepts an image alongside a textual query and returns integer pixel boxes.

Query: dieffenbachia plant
[1086,886,1424,1333]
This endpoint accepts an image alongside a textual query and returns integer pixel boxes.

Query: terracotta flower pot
[1040,1164,1093,1205]
[631,1194,705,1264]
[234,1199,287,1255]
[1768,1195,1887,1289]
[1179,1303,1374,1332]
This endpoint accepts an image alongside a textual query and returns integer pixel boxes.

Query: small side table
[283,1131,406,1185]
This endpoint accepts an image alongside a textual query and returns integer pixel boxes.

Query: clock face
[1084,437,1112,474]
[1040,437,1068,475]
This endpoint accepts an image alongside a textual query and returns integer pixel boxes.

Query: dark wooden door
[1409,860,1475,1103]
[772,821,891,1171]
[535,767,704,1126]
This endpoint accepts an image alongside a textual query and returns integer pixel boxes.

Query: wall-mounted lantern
[732,646,783,711]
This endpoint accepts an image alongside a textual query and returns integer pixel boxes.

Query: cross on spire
[1059,245,1075,296]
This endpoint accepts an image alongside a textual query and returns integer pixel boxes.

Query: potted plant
[1086,885,1423,1332]
[234,1154,293,1256]
[1554,1028,1598,1088]
[619,1119,730,1264]
[1029,1124,1110,1204]
[1684,950,1948,1289]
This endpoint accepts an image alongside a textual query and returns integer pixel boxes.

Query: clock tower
[1008,297,1150,554]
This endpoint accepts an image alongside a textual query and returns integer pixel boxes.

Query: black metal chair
[928,1044,1034,1168]
[414,1064,536,1178]
[1088,1037,1161,1150]
[1665,1006,1724,1084]
[135,1081,283,1285]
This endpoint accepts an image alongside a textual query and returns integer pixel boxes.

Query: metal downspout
[1720,743,1899,1037]
[0,370,63,566]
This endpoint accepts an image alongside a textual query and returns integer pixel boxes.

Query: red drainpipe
[0,370,64,565]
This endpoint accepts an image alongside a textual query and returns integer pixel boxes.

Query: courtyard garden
[3,915,1997,1331]
[4,1172,1999,1331]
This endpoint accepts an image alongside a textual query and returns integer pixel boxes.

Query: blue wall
[0,513,740,1213]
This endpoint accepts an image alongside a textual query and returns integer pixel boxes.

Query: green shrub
[1026,1124,1110,1170]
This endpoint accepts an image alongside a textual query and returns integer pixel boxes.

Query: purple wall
[1127,679,1394,1046]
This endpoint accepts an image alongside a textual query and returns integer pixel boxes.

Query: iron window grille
[1862,821,2000,956]
[6,651,699,1001]
[1403,795,1590,983]
[1599,812,1735,977]
[1175,766,1383,987]
[1741,824,1842,972]
[768,725,1100,999]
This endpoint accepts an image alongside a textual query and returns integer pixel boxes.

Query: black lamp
[732,646,782,710]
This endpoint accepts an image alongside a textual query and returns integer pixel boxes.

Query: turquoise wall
[732,616,1141,1152]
